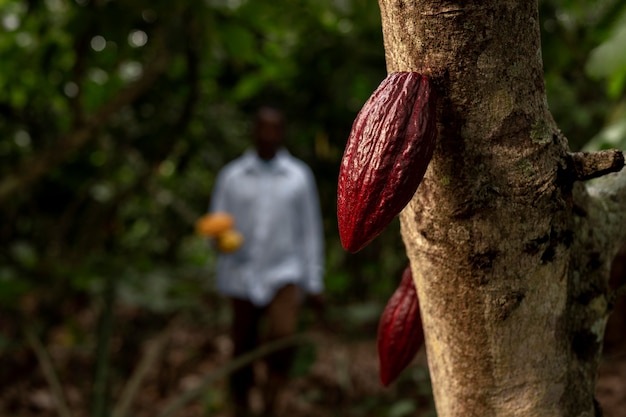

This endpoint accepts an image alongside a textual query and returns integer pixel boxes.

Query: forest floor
[1,301,626,417]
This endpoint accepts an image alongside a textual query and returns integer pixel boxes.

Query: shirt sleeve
[299,167,325,294]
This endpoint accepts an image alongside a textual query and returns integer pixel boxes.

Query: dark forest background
[1,1,626,416]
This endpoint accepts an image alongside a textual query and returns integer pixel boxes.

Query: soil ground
[1,302,625,417]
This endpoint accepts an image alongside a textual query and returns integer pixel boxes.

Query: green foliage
[0,0,394,317]
[540,0,626,150]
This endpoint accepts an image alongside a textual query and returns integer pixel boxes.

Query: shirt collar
[242,148,291,174]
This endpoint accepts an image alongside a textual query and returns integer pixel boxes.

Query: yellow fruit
[195,212,235,237]
[216,229,244,253]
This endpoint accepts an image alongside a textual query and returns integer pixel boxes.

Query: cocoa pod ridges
[337,72,437,252]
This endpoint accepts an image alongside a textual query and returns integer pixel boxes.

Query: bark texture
[376,0,626,415]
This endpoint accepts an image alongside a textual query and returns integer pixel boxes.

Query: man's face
[254,109,285,159]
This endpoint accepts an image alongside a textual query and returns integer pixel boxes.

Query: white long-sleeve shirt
[210,148,324,306]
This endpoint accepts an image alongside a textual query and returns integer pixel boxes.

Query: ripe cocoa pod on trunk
[377,265,424,386]
[337,72,437,253]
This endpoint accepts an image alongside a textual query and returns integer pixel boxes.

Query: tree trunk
[376,0,626,415]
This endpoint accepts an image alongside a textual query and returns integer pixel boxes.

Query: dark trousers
[229,284,299,416]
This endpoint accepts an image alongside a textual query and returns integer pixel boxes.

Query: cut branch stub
[568,149,625,182]
[337,72,437,253]
[377,265,424,386]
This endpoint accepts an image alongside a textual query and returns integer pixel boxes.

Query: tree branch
[112,323,174,417]
[568,150,625,182]
[23,324,73,417]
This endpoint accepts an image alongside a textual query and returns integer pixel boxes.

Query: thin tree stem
[92,276,116,417]
[112,324,173,417]
[23,324,73,417]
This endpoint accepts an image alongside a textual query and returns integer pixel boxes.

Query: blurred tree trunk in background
[377,0,626,415]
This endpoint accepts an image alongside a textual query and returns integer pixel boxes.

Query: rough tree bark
[377,0,626,415]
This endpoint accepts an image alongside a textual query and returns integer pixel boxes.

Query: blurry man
[209,106,325,417]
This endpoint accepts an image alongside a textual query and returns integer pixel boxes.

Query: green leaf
[219,22,257,63]
[586,14,626,97]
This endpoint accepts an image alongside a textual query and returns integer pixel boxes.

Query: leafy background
[0,0,625,416]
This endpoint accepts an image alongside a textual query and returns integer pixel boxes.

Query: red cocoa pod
[377,265,424,386]
[337,72,437,253]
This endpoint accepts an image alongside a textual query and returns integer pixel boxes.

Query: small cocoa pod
[195,212,235,237]
[216,229,244,253]
[337,72,437,252]
[377,265,424,386]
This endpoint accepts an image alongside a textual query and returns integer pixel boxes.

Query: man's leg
[263,284,300,416]
[230,297,261,417]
